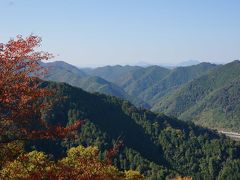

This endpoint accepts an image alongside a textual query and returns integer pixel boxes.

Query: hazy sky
[0,0,240,67]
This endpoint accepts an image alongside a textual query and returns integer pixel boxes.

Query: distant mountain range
[177,60,201,66]
[42,60,240,132]
[43,61,149,108]
[82,62,217,106]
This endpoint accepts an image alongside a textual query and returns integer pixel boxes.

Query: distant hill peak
[177,60,201,66]
[230,59,240,64]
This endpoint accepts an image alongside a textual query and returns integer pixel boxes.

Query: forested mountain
[85,63,217,106]
[43,61,87,78]
[135,63,217,105]
[112,66,171,97]
[43,61,149,108]
[44,60,240,132]
[153,60,240,132]
[35,81,240,179]
[82,65,143,83]
[71,76,149,108]
[45,61,217,109]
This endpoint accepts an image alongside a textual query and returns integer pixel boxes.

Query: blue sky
[0,0,240,67]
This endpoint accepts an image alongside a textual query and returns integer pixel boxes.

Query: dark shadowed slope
[35,81,240,179]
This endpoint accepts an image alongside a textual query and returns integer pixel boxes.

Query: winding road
[219,131,240,140]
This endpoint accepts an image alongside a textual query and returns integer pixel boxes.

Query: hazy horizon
[45,59,238,69]
[46,59,212,68]
[1,0,240,67]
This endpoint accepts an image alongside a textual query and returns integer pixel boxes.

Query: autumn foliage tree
[0,35,81,144]
[1,145,143,179]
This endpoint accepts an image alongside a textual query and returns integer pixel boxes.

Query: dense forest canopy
[34,81,240,179]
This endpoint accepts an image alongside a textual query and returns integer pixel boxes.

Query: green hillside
[115,66,171,96]
[73,76,149,108]
[44,61,217,109]
[153,60,240,131]
[43,62,149,108]
[87,63,217,106]
[33,81,240,179]
[84,65,143,83]
[43,61,87,80]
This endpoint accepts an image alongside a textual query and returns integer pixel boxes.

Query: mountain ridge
[43,61,150,108]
